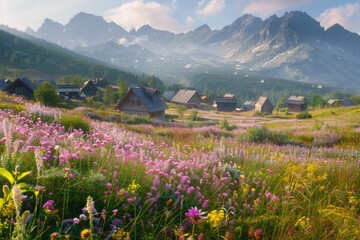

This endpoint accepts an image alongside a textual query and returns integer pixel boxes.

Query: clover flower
[42,200,55,212]
[185,206,206,224]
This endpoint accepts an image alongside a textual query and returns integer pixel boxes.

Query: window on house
[15,87,26,94]
[136,101,141,106]
[130,100,135,105]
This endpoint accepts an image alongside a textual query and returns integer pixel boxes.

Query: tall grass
[0,101,358,239]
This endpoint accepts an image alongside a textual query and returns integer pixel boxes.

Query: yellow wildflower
[80,229,92,240]
[127,180,140,193]
[349,196,358,205]
[112,227,130,240]
[207,209,225,228]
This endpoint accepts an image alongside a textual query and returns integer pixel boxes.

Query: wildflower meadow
[0,99,359,239]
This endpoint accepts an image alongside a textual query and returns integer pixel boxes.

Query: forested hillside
[0,27,139,83]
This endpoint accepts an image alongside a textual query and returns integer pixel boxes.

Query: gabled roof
[57,85,81,92]
[4,77,36,91]
[171,89,200,104]
[243,101,255,106]
[256,96,273,107]
[162,90,175,100]
[215,97,237,104]
[327,99,339,105]
[286,96,307,105]
[342,99,355,106]
[116,86,168,113]
[224,93,235,98]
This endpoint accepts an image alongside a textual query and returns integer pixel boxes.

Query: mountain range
[27,11,360,89]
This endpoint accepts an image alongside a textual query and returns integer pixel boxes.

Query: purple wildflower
[185,206,206,224]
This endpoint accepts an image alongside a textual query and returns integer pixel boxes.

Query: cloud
[196,0,226,16]
[186,16,195,28]
[318,3,360,34]
[242,0,308,17]
[105,0,181,32]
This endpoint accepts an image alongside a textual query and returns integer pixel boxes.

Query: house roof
[162,90,175,100]
[215,97,237,104]
[256,96,273,107]
[286,96,307,105]
[171,89,200,104]
[243,101,255,106]
[327,99,338,105]
[57,85,81,92]
[4,77,36,91]
[116,86,168,113]
[342,99,355,106]
[223,93,235,98]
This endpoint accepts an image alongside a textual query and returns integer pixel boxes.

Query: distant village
[0,76,357,121]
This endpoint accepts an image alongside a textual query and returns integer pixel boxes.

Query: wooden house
[327,99,355,107]
[115,86,168,120]
[92,78,110,88]
[255,96,274,114]
[286,96,308,112]
[4,77,36,98]
[243,101,255,111]
[214,93,237,112]
[80,80,98,97]
[57,85,81,99]
[171,89,201,108]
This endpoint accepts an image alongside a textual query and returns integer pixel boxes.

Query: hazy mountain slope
[29,12,131,49]
[0,28,138,83]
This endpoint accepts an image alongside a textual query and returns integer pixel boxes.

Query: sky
[1,0,360,34]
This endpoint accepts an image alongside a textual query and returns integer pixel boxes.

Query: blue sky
[1,0,360,34]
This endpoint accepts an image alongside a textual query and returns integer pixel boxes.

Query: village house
[115,86,168,120]
[91,78,110,88]
[171,89,201,108]
[327,99,355,107]
[255,96,274,114]
[57,85,81,99]
[242,101,256,111]
[80,80,98,97]
[4,77,36,98]
[286,96,308,112]
[214,93,237,112]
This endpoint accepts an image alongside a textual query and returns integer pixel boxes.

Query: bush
[189,110,199,121]
[219,118,237,131]
[296,111,312,119]
[246,126,291,145]
[60,114,90,132]
[34,82,62,107]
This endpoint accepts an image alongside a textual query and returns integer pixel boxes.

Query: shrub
[219,118,237,131]
[175,105,187,118]
[34,82,62,107]
[60,114,90,132]
[247,126,272,143]
[189,110,199,121]
[246,126,291,145]
[296,111,312,119]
